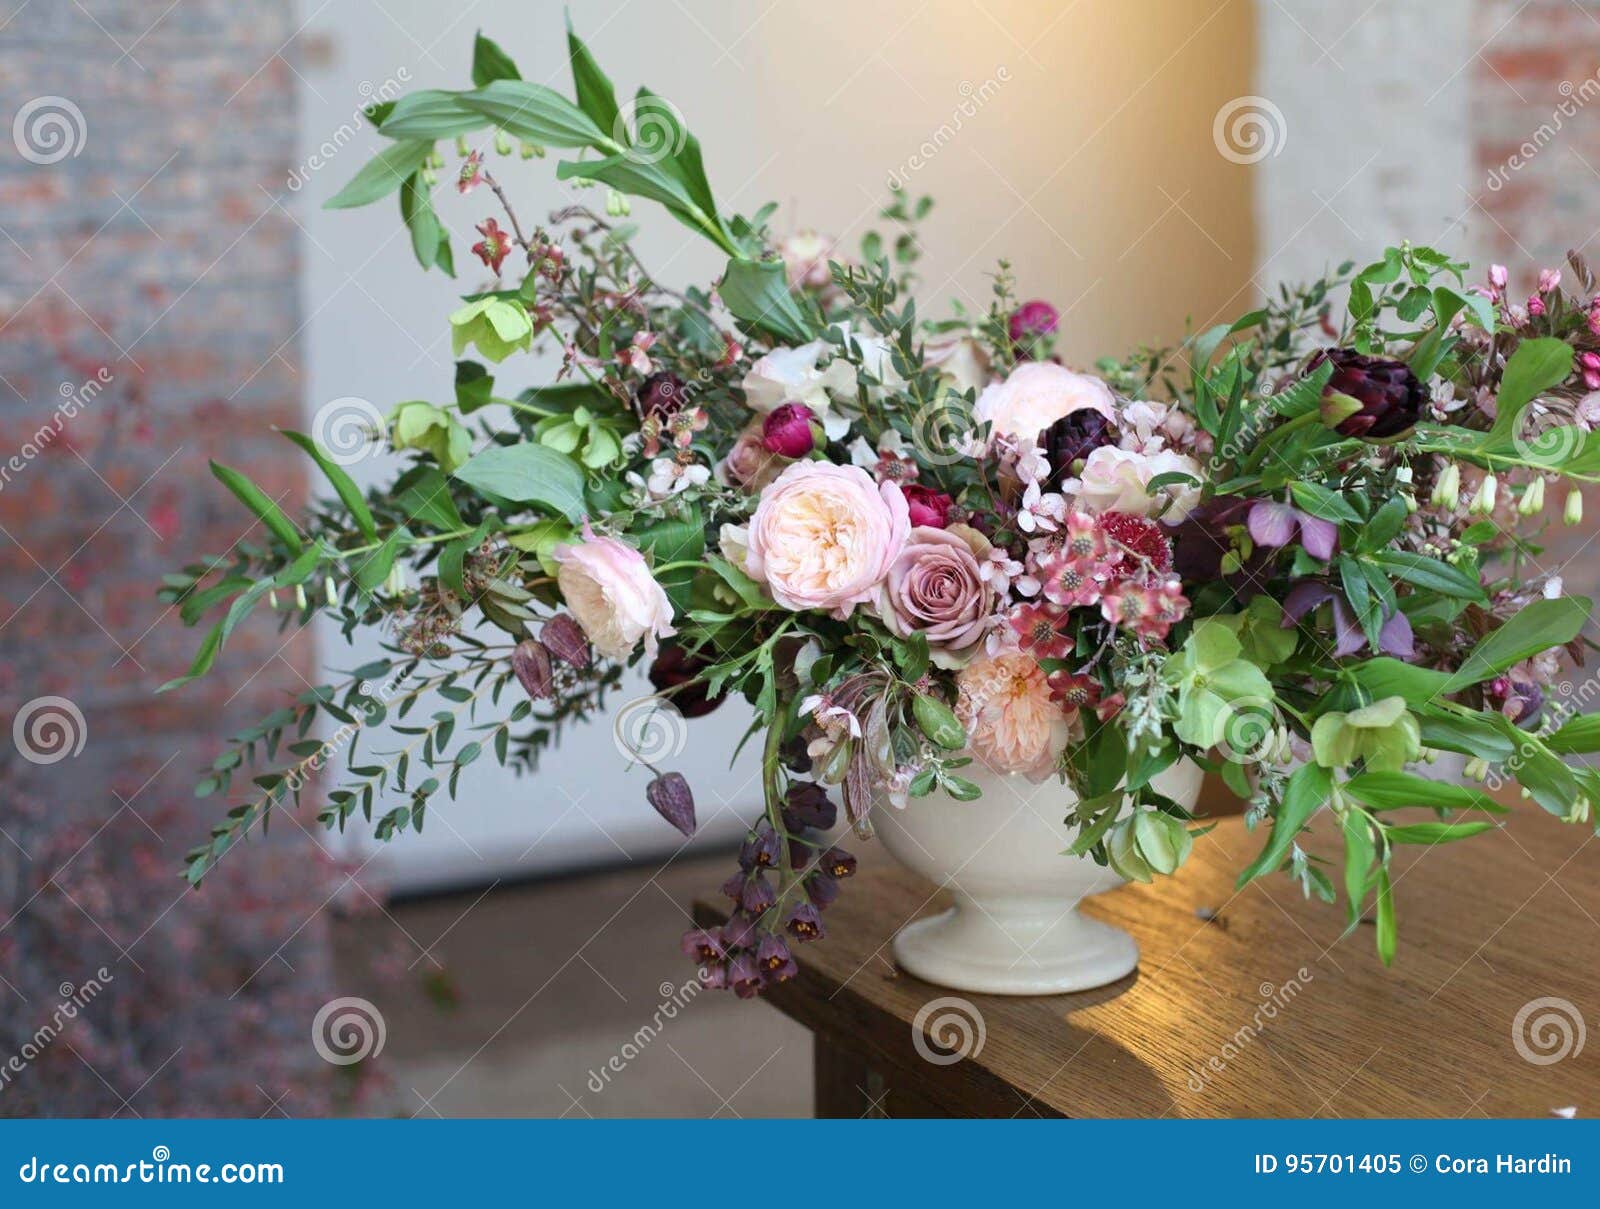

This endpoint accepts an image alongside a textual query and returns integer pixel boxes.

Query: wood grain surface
[696,808,1600,1117]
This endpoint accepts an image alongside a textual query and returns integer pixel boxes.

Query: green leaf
[453,443,587,522]
[1236,762,1330,888]
[400,172,453,276]
[638,508,705,612]
[210,461,303,553]
[281,430,377,542]
[1368,550,1486,601]
[1384,820,1498,844]
[1489,338,1575,440]
[459,79,603,147]
[566,19,622,139]
[1545,713,1600,754]
[455,361,495,413]
[378,90,484,139]
[394,466,465,532]
[1342,770,1507,814]
[718,257,818,344]
[912,694,965,750]
[1440,596,1590,693]
[158,620,225,693]
[1340,808,1375,927]
[472,30,522,87]
[1289,480,1361,524]
[1374,866,1396,965]
[631,86,717,219]
[324,140,433,209]
[353,527,410,593]
[1348,657,1452,707]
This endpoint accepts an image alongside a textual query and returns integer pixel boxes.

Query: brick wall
[0,1,348,1115]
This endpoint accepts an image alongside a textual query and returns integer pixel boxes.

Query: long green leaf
[1489,337,1575,440]
[378,90,484,139]
[324,139,433,208]
[459,79,603,147]
[452,443,587,522]
[281,430,377,542]
[1236,762,1330,887]
[719,257,818,343]
[1342,770,1507,814]
[210,461,303,553]
[1440,596,1590,693]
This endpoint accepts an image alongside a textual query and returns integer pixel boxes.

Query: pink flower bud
[1539,268,1562,293]
[1528,294,1546,318]
[903,484,954,528]
[1489,264,1509,291]
[761,402,817,457]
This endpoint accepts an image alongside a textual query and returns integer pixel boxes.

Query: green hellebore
[1310,695,1421,773]
[450,297,533,363]
[390,400,472,473]
[1163,619,1275,749]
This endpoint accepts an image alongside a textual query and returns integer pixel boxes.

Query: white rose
[973,362,1114,442]
[925,335,992,396]
[740,339,855,439]
[1065,446,1204,521]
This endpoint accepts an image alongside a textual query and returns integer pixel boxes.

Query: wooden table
[695,809,1600,1117]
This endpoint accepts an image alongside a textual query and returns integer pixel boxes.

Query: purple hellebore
[1282,581,1414,659]
[1248,500,1337,560]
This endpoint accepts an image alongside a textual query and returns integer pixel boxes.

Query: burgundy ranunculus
[1309,348,1427,440]
[1042,408,1115,488]
[637,371,687,418]
[904,484,954,528]
[1008,299,1059,343]
[761,402,817,457]
[647,641,724,718]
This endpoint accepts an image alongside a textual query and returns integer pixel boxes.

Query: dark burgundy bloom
[637,371,688,418]
[784,902,826,942]
[1100,511,1172,573]
[681,928,726,965]
[904,484,954,528]
[819,847,857,880]
[1309,348,1427,440]
[646,771,695,836]
[756,934,798,982]
[761,402,818,457]
[740,873,776,914]
[727,952,764,999]
[541,613,591,668]
[739,824,781,871]
[805,871,840,909]
[510,639,553,700]
[648,641,723,718]
[1008,299,1059,343]
[1043,408,1115,486]
[1169,498,1270,595]
[782,782,837,831]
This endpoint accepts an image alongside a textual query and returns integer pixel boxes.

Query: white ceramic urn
[873,758,1203,995]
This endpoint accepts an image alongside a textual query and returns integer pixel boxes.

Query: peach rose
[955,650,1071,780]
[745,462,909,616]
[553,527,676,660]
[973,362,1114,442]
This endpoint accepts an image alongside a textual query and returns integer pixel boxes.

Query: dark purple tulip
[728,952,764,999]
[647,641,724,718]
[1309,348,1427,440]
[739,824,781,871]
[646,771,696,836]
[820,847,857,880]
[638,371,687,418]
[761,402,818,457]
[1043,408,1116,485]
[805,871,840,909]
[740,873,776,914]
[784,901,826,942]
[756,934,798,982]
[782,782,837,831]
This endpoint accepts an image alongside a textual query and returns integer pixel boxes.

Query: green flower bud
[1431,462,1460,511]
[494,128,512,156]
[1518,477,1545,516]
[1469,473,1497,515]
[455,135,470,158]
[1566,488,1584,525]
[293,582,307,611]
[421,167,438,188]
[605,188,630,217]
[520,141,544,159]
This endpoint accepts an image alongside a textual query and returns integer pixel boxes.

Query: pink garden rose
[745,462,909,616]
[717,418,783,492]
[955,650,1070,780]
[553,526,676,660]
[880,524,995,664]
[973,361,1114,442]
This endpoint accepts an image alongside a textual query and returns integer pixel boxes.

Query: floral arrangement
[160,26,1600,998]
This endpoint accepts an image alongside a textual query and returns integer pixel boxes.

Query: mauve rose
[761,402,817,457]
[903,485,953,528]
[552,525,676,660]
[717,419,782,492]
[879,524,995,664]
[974,361,1114,443]
[745,461,909,616]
